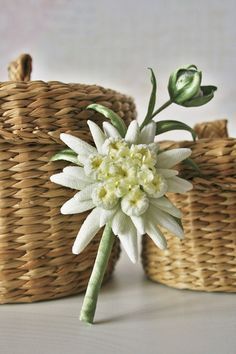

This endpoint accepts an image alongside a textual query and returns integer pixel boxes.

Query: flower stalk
[140,99,172,130]
[80,223,114,324]
[150,99,172,119]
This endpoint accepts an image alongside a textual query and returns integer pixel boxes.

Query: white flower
[50,120,192,263]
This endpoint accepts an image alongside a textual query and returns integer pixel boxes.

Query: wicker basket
[0,54,136,303]
[142,120,236,292]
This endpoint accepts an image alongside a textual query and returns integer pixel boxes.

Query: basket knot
[8,53,32,81]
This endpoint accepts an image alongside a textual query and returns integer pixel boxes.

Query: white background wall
[0,0,235,139]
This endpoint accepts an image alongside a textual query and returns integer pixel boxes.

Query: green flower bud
[168,65,217,107]
[168,65,202,105]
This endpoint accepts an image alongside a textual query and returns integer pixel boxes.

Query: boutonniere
[50,66,216,324]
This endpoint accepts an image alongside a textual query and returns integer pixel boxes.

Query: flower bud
[168,65,202,105]
[168,65,217,107]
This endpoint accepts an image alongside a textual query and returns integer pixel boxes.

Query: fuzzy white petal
[156,169,179,178]
[61,198,94,214]
[50,172,88,190]
[118,228,138,263]
[60,133,97,157]
[148,204,184,239]
[112,209,138,263]
[156,148,191,169]
[150,197,182,218]
[77,155,88,166]
[167,176,193,193]
[99,206,118,227]
[75,183,98,201]
[63,166,93,187]
[145,224,167,250]
[124,120,139,144]
[72,207,101,254]
[103,122,122,138]
[130,215,145,235]
[138,121,156,144]
[112,208,126,235]
[145,210,167,249]
[87,120,106,153]
[63,166,89,179]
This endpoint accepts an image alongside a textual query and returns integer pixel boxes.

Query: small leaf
[87,104,127,137]
[143,68,157,124]
[183,85,217,107]
[155,120,197,141]
[50,149,80,165]
[183,157,201,174]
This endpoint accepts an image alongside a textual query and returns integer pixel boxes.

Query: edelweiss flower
[50,120,192,263]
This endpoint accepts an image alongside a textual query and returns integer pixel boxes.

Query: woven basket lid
[0,54,136,145]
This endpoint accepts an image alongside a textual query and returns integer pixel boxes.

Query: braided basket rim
[0,80,136,145]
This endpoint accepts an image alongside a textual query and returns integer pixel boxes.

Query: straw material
[142,120,236,292]
[0,54,136,303]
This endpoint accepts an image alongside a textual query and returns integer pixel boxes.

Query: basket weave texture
[142,120,236,292]
[0,54,136,303]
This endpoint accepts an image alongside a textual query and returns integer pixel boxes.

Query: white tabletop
[0,253,235,354]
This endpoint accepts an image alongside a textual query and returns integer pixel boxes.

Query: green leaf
[143,68,157,123]
[87,104,127,137]
[182,85,217,107]
[50,149,80,164]
[155,120,197,141]
[183,157,201,174]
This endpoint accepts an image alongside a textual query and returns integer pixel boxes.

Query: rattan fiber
[0,54,136,303]
[142,120,236,292]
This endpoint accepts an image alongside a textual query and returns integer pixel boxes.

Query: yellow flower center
[85,138,166,215]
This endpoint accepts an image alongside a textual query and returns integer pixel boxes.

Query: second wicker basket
[142,120,236,292]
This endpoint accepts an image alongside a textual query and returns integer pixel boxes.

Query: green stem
[140,99,173,130]
[151,99,172,119]
[80,223,114,324]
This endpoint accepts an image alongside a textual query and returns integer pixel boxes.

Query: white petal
[125,120,140,144]
[63,166,87,178]
[148,204,184,239]
[99,206,118,227]
[50,172,87,190]
[87,120,106,154]
[72,207,101,254]
[60,133,97,156]
[118,228,138,263]
[64,166,93,182]
[156,148,191,169]
[156,169,178,178]
[77,155,88,166]
[75,183,98,201]
[130,215,145,235]
[103,122,122,138]
[138,121,156,144]
[112,209,138,263]
[167,176,193,193]
[150,197,182,218]
[61,197,94,215]
[145,218,167,250]
[112,208,126,235]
